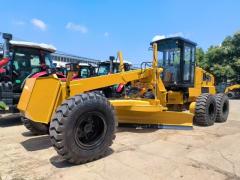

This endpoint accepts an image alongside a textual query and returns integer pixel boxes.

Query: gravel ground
[0,100,239,180]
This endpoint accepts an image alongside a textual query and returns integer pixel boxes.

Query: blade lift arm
[67,44,166,103]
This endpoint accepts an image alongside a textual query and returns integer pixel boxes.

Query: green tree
[197,31,240,83]
[196,47,206,68]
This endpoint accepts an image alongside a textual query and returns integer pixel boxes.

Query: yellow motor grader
[225,84,240,99]
[18,37,229,164]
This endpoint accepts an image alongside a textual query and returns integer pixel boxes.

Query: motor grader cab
[131,37,216,102]
[18,39,229,164]
[153,37,196,89]
[0,33,58,113]
[97,56,132,97]
[97,57,132,76]
[152,37,215,94]
[74,62,96,78]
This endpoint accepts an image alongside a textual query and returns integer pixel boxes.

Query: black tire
[194,93,217,126]
[227,92,235,99]
[21,117,49,135]
[93,90,105,97]
[49,92,116,164]
[215,93,229,123]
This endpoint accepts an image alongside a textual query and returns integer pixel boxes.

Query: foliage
[196,31,240,83]
[0,101,8,110]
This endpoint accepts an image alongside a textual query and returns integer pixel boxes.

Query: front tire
[49,92,116,164]
[21,117,49,135]
[194,93,217,126]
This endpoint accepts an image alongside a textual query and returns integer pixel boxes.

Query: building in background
[51,51,100,67]
[0,43,100,67]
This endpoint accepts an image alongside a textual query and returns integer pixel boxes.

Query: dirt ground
[0,100,239,180]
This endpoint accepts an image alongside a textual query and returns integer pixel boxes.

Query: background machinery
[70,62,97,79]
[97,56,132,97]
[18,37,229,164]
[78,63,97,78]
[0,33,66,135]
[97,57,132,76]
[225,84,240,99]
[0,33,63,114]
[224,74,240,99]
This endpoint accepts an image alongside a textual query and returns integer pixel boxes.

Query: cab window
[45,53,53,67]
[98,65,110,75]
[80,67,90,78]
[158,48,181,84]
[203,73,211,82]
[14,49,41,73]
[183,45,191,81]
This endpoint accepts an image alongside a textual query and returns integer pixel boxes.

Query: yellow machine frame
[18,43,194,128]
[188,67,216,101]
[17,37,230,166]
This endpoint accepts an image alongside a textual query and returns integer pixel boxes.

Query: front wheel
[49,92,116,164]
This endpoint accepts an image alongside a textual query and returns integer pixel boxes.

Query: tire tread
[49,92,116,164]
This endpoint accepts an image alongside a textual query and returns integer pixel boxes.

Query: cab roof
[10,40,56,53]
[151,36,197,46]
[100,60,132,65]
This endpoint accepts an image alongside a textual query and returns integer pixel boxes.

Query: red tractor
[0,33,63,115]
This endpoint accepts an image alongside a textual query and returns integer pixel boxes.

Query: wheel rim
[74,111,107,150]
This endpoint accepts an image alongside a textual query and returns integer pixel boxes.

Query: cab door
[183,44,195,86]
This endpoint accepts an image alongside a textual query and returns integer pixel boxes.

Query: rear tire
[194,93,217,126]
[49,92,116,164]
[227,92,234,99]
[21,117,49,135]
[215,93,229,123]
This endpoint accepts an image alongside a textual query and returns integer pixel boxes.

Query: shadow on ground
[117,127,158,134]
[50,148,114,168]
[0,115,21,127]
[21,131,49,137]
[21,135,52,151]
